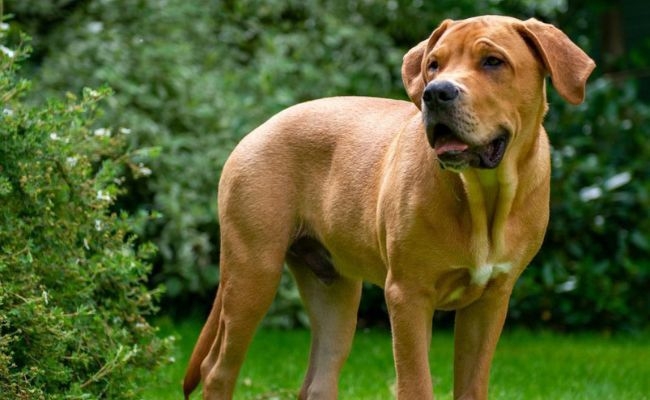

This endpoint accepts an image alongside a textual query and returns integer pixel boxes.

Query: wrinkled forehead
[433,16,527,55]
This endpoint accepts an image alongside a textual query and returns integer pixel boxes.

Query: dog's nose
[422,81,459,108]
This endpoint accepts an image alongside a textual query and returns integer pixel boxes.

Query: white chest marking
[471,262,513,286]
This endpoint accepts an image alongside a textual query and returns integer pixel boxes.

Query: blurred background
[5,0,648,332]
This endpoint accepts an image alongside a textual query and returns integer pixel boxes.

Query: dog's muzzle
[422,81,509,171]
[429,123,509,170]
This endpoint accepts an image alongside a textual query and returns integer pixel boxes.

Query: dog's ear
[402,19,453,109]
[401,39,429,108]
[518,18,596,105]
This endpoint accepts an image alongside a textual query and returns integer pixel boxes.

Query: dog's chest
[436,262,514,310]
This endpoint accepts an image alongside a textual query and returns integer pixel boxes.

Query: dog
[184,15,595,400]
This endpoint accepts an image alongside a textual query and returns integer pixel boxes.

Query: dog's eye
[482,56,504,68]
[428,60,439,72]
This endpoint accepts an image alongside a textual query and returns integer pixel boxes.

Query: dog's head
[402,16,595,171]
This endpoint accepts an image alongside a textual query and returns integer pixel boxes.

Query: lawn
[146,318,650,399]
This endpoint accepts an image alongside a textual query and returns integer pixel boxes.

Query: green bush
[0,39,170,399]
[12,0,408,300]
[510,79,650,332]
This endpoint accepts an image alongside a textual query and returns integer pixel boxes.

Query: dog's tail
[183,288,223,399]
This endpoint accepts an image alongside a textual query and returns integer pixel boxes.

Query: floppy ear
[402,19,453,109]
[401,39,429,108]
[518,18,596,105]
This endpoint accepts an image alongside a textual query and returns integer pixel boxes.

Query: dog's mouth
[427,123,509,170]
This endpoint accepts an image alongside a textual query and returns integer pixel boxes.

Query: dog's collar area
[427,123,509,170]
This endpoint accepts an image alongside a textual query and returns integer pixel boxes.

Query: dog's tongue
[434,136,469,155]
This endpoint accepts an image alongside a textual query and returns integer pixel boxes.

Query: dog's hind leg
[288,238,362,400]
[198,229,287,399]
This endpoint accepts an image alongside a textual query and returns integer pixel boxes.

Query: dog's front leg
[453,281,513,400]
[385,277,436,400]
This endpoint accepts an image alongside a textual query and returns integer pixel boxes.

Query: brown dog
[184,15,595,400]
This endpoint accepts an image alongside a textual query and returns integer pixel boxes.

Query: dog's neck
[454,126,549,266]
[458,166,515,264]
[390,113,549,268]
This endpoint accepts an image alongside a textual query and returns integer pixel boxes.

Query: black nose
[422,81,460,108]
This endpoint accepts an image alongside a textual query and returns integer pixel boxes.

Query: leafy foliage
[6,0,650,332]
[511,79,650,331]
[0,39,170,399]
[11,0,412,299]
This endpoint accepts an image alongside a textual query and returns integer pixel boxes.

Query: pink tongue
[434,136,469,155]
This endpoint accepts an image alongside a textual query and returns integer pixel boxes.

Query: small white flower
[135,322,148,330]
[119,127,132,135]
[0,45,15,58]
[42,290,49,305]
[93,128,111,137]
[140,167,153,176]
[604,171,631,191]
[66,157,78,167]
[138,163,152,176]
[556,276,578,293]
[50,132,60,140]
[87,21,104,34]
[0,23,9,31]
[95,219,103,231]
[96,190,112,202]
[579,186,602,202]
[3,108,14,116]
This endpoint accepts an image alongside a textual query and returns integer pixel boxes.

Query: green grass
[146,318,650,399]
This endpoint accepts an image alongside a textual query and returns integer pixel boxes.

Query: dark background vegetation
[4,0,649,334]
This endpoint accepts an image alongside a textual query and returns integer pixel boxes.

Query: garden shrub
[0,38,170,399]
[11,0,407,301]
[510,78,650,332]
[8,1,649,332]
